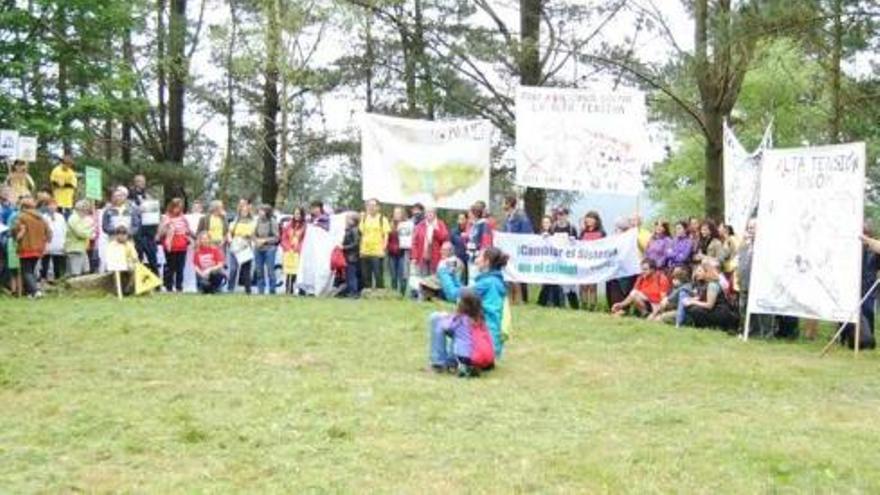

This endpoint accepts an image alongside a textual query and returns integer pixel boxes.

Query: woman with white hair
[65,200,96,277]
[101,186,140,237]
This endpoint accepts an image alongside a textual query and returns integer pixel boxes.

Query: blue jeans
[676,288,695,327]
[388,252,407,295]
[428,312,455,368]
[254,247,277,294]
[345,261,361,297]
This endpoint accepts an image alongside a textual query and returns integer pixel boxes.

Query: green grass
[1,295,880,493]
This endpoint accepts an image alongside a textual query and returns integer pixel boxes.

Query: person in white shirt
[41,199,67,280]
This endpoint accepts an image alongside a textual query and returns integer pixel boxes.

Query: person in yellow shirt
[49,154,77,217]
[359,198,390,290]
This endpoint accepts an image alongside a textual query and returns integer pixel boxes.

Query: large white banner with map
[723,121,773,236]
[515,86,648,194]
[360,113,491,210]
[748,143,865,323]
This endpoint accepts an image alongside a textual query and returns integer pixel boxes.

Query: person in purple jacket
[667,221,694,269]
[645,221,673,269]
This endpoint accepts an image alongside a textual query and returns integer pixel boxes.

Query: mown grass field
[2,294,880,493]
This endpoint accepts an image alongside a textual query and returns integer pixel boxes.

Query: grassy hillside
[1,295,878,493]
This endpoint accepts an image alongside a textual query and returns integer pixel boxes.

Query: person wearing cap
[102,186,141,237]
[49,154,77,218]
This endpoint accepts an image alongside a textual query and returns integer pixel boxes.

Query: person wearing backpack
[359,198,390,290]
[427,289,495,377]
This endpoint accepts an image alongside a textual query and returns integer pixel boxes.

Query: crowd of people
[3,156,879,376]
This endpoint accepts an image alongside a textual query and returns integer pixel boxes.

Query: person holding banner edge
[502,195,533,305]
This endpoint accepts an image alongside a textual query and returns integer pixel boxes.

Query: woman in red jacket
[411,207,449,276]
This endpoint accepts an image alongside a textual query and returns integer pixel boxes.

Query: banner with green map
[360,113,490,210]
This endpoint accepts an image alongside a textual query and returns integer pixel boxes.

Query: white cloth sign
[295,213,348,296]
[397,220,414,250]
[140,199,161,226]
[495,230,642,285]
[748,143,866,323]
[360,113,491,210]
[0,130,19,158]
[17,136,37,162]
[723,121,773,235]
[515,86,648,194]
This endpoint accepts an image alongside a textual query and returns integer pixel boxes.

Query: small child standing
[340,212,361,298]
[427,289,495,377]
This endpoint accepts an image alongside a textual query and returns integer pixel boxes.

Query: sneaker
[30,291,44,300]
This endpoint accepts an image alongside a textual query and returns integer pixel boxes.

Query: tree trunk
[398,21,418,117]
[365,12,374,113]
[167,0,187,165]
[219,0,238,205]
[413,0,434,120]
[274,64,290,208]
[703,111,724,222]
[157,0,168,156]
[104,118,113,162]
[56,8,71,155]
[261,0,281,204]
[520,0,544,228]
[122,25,134,166]
[829,0,843,144]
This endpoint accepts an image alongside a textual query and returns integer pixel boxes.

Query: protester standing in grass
[645,221,673,272]
[359,198,390,290]
[13,196,49,298]
[502,195,533,305]
[341,212,361,298]
[40,199,67,281]
[49,154,77,218]
[65,200,94,277]
[253,204,280,295]
[579,211,605,311]
[668,221,694,269]
[387,206,411,296]
[280,207,306,294]
[411,206,448,276]
[227,199,256,294]
[694,220,725,265]
[197,200,228,247]
[158,198,192,293]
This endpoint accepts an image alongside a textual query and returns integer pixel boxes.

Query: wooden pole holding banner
[820,278,880,356]
[743,311,752,341]
[114,271,123,300]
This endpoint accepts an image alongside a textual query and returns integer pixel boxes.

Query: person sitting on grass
[106,225,139,296]
[681,261,740,332]
[611,258,671,317]
[192,232,226,294]
[438,246,508,358]
[427,289,496,377]
[648,266,693,324]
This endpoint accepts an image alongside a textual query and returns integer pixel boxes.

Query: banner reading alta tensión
[360,113,491,210]
[748,143,865,323]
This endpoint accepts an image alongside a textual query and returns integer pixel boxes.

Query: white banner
[17,136,38,162]
[495,230,641,285]
[515,85,648,194]
[748,143,865,323]
[360,113,491,210]
[0,130,19,158]
[723,121,773,235]
[295,213,348,296]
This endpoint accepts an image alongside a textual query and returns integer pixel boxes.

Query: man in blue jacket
[502,195,533,304]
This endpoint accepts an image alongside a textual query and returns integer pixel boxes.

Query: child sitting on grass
[427,289,495,377]
[105,225,139,295]
[648,266,692,324]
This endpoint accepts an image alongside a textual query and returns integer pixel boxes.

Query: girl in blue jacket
[438,246,509,358]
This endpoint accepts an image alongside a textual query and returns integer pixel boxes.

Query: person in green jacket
[65,200,96,277]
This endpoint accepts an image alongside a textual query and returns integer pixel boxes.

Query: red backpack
[470,320,495,369]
